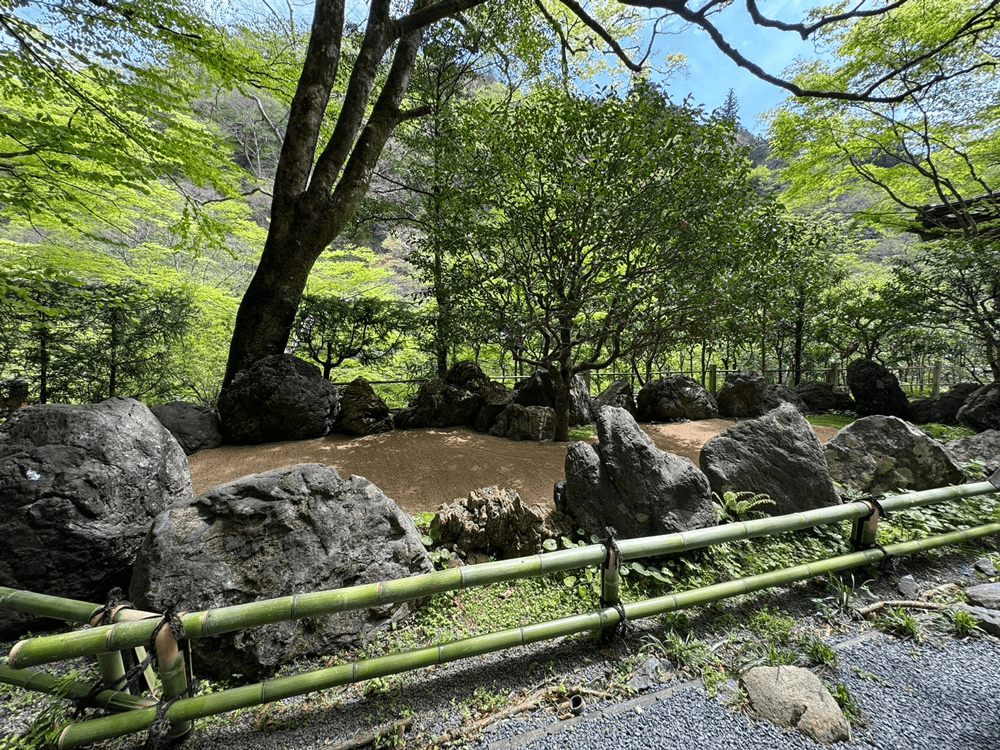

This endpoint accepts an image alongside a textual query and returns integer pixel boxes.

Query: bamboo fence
[2,473,998,748]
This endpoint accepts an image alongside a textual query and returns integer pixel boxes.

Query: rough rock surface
[824,415,965,495]
[218,355,340,444]
[909,383,981,425]
[847,358,911,419]
[593,380,638,418]
[0,397,193,636]
[948,604,1000,637]
[964,583,1000,610]
[945,429,1000,474]
[432,486,572,559]
[151,401,223,455]
[957,382,1000,433]
[130,463,431,681]
[561,406,715,539]
[793,381,855,413]
[489,404,556,441]
[699,404,840,517]
[741,665,850,745]
[334,377,393,436]
[636,376,719,422]
[761,384,808,413]
[513,371,593,426]
[716,370,767,418]
[444,362,514,433]
[395,378,480,429]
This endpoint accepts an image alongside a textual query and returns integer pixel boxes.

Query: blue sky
[649,0,827,134]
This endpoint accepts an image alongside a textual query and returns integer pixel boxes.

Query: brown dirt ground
[189,419,839,515]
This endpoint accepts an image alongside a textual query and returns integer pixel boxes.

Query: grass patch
[805,413,856,429]
[918,423,977,442]
[567,425,596,441]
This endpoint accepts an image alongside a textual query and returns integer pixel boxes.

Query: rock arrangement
[489,404,556,441]
[741,665,850,745]
[395,361,513,432]
[909,383,981,425]
[334,377,393,435]
[432,486,571,559]
[956,382,1000,432]
[593,379,638,418]
[0,397,193,637]
[715,370,767,418]
[560,406,716,539]
[512,370,594,426]
[945,429,1000,474]
[130,463,432,681]
[793,381,855,413]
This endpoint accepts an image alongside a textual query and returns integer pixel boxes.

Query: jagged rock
[762,384,807,413]
[716,370,768,418]
[699,404,840,517]
[130,463,431,682]
[0,397,193,637]
[910,383,981,425]
[741,666,850,745]
[334,377,393,436]
[945,429,1000,474]
[432,486,572,559]
[965,583,1000,610]
[636,376,719,422]
[218,355,340,444]
[898,575,918,599]
[824,415,965,495]
[794,381,855,413]
[948,604,1000,637]
[593,380,638,418]
[444,363,514,433]
[513,371,593,426]
[397,362,512,431]
[489,404,556,441]
[846,359,911,419]
[957,383,1000,433]
[151,401,223,455]
[396,378,479,428]
[561,406,715,539]
[974,557,999,577]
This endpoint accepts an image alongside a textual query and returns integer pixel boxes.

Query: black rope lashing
[871,542,896,572]
[143,696,184,750]
[600,526,633,639]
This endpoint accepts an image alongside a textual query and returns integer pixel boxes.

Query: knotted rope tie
[858,495,894,570]
[600,526,632,639]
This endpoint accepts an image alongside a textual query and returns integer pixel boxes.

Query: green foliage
[948,608,979,637]
[806,413,857,430]
[712,491,775,524]
[876,607,923,641]
[830,682,865,726]
[919,423,977,443]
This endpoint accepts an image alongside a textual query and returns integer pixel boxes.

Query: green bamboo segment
[0,664,155,713]
[0,586,101,624]
[54,520,1000,748]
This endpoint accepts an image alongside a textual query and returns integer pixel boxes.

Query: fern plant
[712,491,775,524]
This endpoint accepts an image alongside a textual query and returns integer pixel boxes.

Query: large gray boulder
[847,359,911,419]
[0,397,193,637]
[945,429,1000,474]
[824,415,965,495]
[217,355,340,444]
[334,377,393,436]
[910,383,981,425]
[432,487,571,559]
[741,666,850,745]
[130,463,432,682]
[716,370,767,418]
[151,401,223,455]
[794,381,855,413]
[593,380,638,419]
[513,371,593,426]
[699,404,840,517]
[957,383,1000,433]
[561,406,715,539]
[636,376,719,422]
[489,404,556,441]
[395,362,512,431]
[445,362,514,432]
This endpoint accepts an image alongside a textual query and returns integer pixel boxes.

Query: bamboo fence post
[850,498,882,551]
[599,532,622,637]
[90,607,129,697]
[150,616,194,745]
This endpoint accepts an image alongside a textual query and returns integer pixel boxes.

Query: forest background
[1,0,997,435]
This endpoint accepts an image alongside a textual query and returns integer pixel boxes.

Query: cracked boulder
[741,665,850,745]
[130,463,431,682]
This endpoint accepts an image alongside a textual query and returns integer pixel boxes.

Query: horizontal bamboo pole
[0,587,102,624]
[55,520,1000,749]
[0,664,156,713]
[10,480,997,669]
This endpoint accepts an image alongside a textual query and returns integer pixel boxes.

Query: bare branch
[556,0,643,72]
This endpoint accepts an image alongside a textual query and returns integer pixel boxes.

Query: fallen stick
[857,600,947,618]
[327,716,414,750]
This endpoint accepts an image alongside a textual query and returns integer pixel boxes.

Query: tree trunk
[552,367,571,442]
